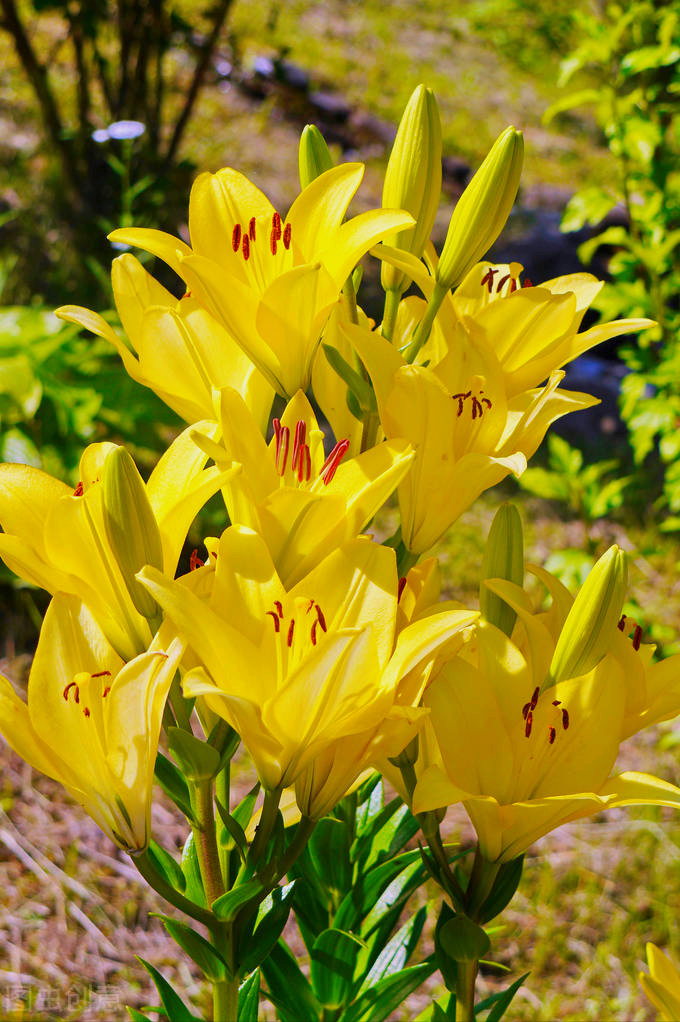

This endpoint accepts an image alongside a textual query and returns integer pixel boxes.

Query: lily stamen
[190,549,205,570]
[232,224,241,251]
[283,223,292,249]
[481,267,497,292]
[548,726,556,744]
[525,710,533,737]
[248,217,256,241]
[320,439,350,485]
[266,610,281,632]
[74,481,84,496]
[286,618,295,647]
[242,234,250,261]
[63,681,77,701]
[91,670,111,678]
[292,421,307,471]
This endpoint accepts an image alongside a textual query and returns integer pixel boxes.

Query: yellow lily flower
[412,568,680,863]
[138,528,476,797]
[57,254,273,430]
[0,428,231,659]
[373,245,653,396]
[344,318,597,553]
[640,943,680,1022]
[197,387,414,586]
[294,557,478,819]
[108,165,413,398]
[0,593,183,851]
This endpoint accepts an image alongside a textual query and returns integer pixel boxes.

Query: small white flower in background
[91,120,146,143]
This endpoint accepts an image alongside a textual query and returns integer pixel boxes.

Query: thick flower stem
[403,280,447,362]
[191,779,225,906]
[381,287,401,341]
[466,848,500,920]
[213,975,239,1022]
[455,960,477,1022]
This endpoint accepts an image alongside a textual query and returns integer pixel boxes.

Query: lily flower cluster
[1,84,679,1019]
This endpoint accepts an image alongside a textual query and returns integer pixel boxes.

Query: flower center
[617,614,643,650]
[231,212,292,262]
[272,418,349,484]
[265,597,328,647]
[63,670,112,719]
[451,382,492,420]
[521,685,570,745]
[481,267,532,295]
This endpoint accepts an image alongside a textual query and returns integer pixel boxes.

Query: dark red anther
[320,439,350,485]
[270,229,278,255]
[287,618,295,647]
[481,268,497,292]
[272,211,282,240]
[266,610,281,632]
[299,444,311,482]
[232,224,242,252]
[91,670,111,678]
[471,396,483,419]
[292,420,307,471]
[102,686,111,698]
[562,708,569,730]
[522,702,531,720]
[84,707,91,718]
[522,278,533,288]
[552,699,561,706]
[548,726,556,745]
[398,576,407,601]
[190,549,205,571]
[181,290,192,299]
[74,686,80,704]
[530,686,539,710]
[74,481,84,496]
[274,600,284,618]
[283,222,292,249]
[249,217,256,241]
[509,277,518,292]
[306,598,315,613]
[525,710,533,737]
[242,234,250,261]
[452,390,471,417]
[315,605,327,632]
[496,274,511,293]
[311,619,319,645]
[633,625,643,651]
[617,614,626,631]
[276,425,290,475]
[63,681,76,701]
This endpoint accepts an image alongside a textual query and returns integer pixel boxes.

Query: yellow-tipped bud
[298,124,334,188]
[102,447,164,621]
[547,545,628,688]
[381,84,442,295]
[480,503,524,637]
[436,126,523,291]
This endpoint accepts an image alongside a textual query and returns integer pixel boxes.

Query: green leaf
[305,816,353,895]
[155,751,195,821]
[181,833,206,908]
[212,879,263,921]
[136,957,201,1021]
[168,726,221,781]
[215,797,249,864]
[479,856,524,924]
[240,881,297,973]
[154,914,228,981]
[322,343,377,412]
[146,840,186,894]
[238,969,260,1022]
[342,961,437,1022]
[356,906,427,991]
[476,971,530,1022]
[334,849,423,932]
[542,88,601,123]
[261,940,319,1022]
[127,1009,154,1021]
[561,188,619,233]
[414,999,450,1021]
[232,781,261,831]
[310,928,365,1010]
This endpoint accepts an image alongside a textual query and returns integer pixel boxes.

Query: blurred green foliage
[547,1,680,520]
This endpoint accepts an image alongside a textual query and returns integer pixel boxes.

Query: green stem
[249,787,283,865]
[381,287,401,341]
[275,816,316,880]
[131,848,214,927]
[169,673,192,731]
[396,542,419,578]
[455,959,477,1022]
[402,280,447,362]
[213,975,239,1022]
[215,764,231,885]
[466,848,501,921]
[191,779,225,906]
[342,277,360,325]
[360,411,380,454]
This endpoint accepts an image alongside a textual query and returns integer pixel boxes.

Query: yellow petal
[107,227,193,279]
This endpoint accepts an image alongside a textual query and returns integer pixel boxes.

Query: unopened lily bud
[480,503,524,637]
[436,126,523,292]
[298,124,334,188]
[102,447,164,621]
[381,85,442,295]
[547,545,628,688]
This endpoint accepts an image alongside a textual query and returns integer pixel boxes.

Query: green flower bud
[102,446,164,621]
[298,124,334,188]
[480,503,524,637]
[547,545,628,688]
[381,84,442,295]
[438,915,491,963]
[436,126,523,291]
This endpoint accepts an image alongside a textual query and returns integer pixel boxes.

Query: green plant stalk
[249,786,283,865]
[466,848,501,920]
[381,287,402,341]
[169,674,193,732]
[215,764,231,884]
[455,959,477,1022]
[342,277,360,325]
[402,280,448,362]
